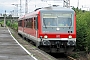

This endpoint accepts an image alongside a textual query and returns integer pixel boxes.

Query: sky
[0,0,90,16]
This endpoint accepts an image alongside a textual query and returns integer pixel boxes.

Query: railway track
[49,53,76,60]
[67,56,76,60]
[57,56,76,60]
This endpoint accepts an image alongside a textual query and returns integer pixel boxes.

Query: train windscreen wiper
[69,22,72,29]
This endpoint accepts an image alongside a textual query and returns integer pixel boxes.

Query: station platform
[0,27,37,60]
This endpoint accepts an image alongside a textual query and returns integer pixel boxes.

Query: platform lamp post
[4,10,6,27]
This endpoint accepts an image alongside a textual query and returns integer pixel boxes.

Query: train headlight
[44,35,48,39]
[68,35,72,39]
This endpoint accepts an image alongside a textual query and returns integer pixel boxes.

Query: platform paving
[0,27,36,60]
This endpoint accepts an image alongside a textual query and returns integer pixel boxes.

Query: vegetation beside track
[6,20,18,31]
[73,7,90,52]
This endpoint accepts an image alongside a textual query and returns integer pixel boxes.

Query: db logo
[56,35,60,38]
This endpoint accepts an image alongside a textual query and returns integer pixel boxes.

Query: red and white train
[18,6,76,53]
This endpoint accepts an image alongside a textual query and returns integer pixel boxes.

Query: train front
[38,8,76,53]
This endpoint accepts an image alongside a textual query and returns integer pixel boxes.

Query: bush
[72,7,90,52]
[6,20,18,31]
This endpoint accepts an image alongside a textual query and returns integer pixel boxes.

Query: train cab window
[42,13,72,27]
[43,18,57,27]
[58,18,72,27]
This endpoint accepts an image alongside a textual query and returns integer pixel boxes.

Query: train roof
[35,6,74,12]
[18,6,74,20]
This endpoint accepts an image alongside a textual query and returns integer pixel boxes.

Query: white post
[20,0,22,16]
[25,0,28,14]
[77,0,79,8]
[4,10,6,27]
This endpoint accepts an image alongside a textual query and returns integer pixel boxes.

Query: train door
[33,16,38,37]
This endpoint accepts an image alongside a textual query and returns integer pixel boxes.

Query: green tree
[76,12,88,51]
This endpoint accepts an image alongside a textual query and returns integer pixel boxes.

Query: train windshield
[42,13,72,27]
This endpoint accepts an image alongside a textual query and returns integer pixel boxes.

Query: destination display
[43,13,72,18]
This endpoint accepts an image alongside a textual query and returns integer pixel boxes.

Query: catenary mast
[25,0,28,14]
[41,0,70,8]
